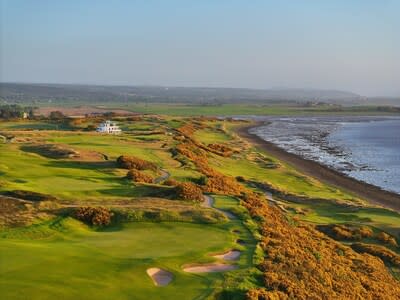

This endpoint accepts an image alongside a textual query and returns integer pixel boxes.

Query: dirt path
[202,195,236,219]
[236,123,400,212]
[154,169,170,184]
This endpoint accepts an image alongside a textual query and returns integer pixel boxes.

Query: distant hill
[0,82,376,105]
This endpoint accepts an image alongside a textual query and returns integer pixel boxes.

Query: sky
[1,0,399,96]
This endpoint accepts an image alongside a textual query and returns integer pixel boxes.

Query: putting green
[0,219,242,300]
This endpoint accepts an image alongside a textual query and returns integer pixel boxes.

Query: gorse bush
[163,178,179,186]
[376,232,398,247]
[116,155,157,171]
[75,206,113,226]
[317,224,375,241]
[241,193,400,299]
[351,243,400,267]
[332,225,355,240]
[175,182,203,202]
[207,143,233,157]
[126,169,154,183]
[357,226,374,238]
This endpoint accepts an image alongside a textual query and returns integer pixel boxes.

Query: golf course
[1,112,399,299]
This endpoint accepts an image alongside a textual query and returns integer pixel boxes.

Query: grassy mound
[3,190,57,202]
[21,144,79,159]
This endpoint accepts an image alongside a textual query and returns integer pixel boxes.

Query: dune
[146,268,173,286]
[183,263,237,273]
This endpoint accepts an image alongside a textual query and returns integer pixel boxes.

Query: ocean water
[250,117,400,194]
[328,119,400,194]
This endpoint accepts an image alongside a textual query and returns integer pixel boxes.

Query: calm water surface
[251,117,400,194]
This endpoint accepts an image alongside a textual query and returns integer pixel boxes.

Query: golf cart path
[202,195,237,219]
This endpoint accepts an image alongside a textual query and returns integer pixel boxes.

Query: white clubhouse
[96,120,122,134]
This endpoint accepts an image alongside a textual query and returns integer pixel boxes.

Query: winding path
[202,195,237,219]
[154,169,170,184]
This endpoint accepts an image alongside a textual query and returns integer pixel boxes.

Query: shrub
[204,175,243,195]
[207,143,233,156]
[236,176,246,182]
[163,178,179,186]
[331,225,354,240]
[49,111,65,120]
[197,176,208,185]
[357,226,374,238]
[242,193,400,299]
[351,243,400,267]
[126,169,153,183]
[376,232,398,246]
[175,182,203,202]
[116,155,157,171]
[75,206,113,226]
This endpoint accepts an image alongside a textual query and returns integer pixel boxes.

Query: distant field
[97,103,400,116]
[25,101,400,117]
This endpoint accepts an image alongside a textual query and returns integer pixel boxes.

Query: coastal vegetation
[0,112,399,299]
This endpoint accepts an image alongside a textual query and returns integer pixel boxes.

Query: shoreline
[236,122,400,212]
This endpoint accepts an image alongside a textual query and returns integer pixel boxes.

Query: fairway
[0,115,399,299]
[0,220,248,300]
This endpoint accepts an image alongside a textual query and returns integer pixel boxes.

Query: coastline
[236,122,400,212]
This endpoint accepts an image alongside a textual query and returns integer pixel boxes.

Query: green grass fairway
[0,130,200,200]
[1,116,399,299]
[0,219,253,300]
[194,128,232,145]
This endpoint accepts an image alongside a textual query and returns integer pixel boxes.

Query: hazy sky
[1,0,399,96]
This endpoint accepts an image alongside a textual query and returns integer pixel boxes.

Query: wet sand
[236,123,400,212]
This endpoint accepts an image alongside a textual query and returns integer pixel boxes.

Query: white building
[96,120,122,134]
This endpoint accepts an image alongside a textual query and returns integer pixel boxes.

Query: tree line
[0,104,35,119]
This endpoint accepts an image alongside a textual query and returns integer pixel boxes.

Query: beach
[236,122,400,212]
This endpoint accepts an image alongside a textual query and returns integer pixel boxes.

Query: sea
[249,116,400,195]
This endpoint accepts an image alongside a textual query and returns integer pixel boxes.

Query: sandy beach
[236,122,400,212]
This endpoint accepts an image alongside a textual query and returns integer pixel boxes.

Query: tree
[49,110,65,120]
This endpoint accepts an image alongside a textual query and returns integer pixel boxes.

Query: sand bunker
[183,263,237,273]
[146,268,173,286]
[212,250,241,261]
